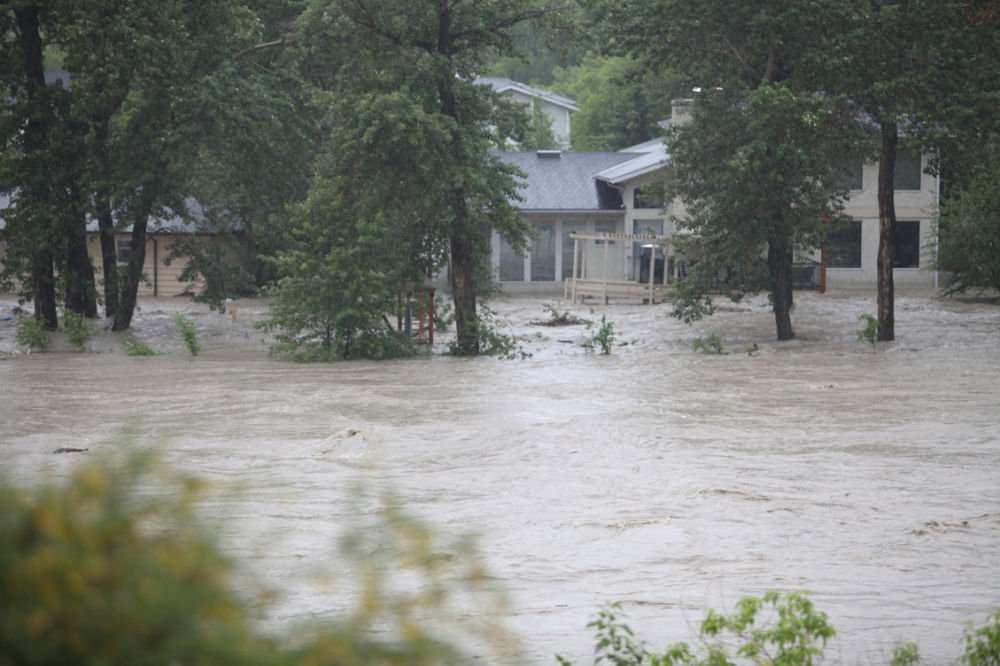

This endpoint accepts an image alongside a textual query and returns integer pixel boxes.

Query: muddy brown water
[2,290,999,665]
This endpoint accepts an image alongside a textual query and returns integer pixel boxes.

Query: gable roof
[0,193,207,234]
[478,77,580,112]
[496,151,642,211]
[596,141,669,185]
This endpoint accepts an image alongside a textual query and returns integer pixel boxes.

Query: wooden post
[601,235,609,304]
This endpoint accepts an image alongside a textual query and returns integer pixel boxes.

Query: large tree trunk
[876,124,897,341]
[95,186,120,321]
[114,179,159,331]
[449,234,479,355]
[768,235,795,341]
[15,6,58,330]
[65,187,98,317]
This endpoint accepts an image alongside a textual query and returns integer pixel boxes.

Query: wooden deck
[564,278,673,304]
[565,231,674,304]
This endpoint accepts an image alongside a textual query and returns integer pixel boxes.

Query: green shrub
[963,610,1000,666]
[119,335,158,356]
[693,331,727,355]
[583,315,616,355]
[60,308,98,352]
[0,451,517,666]
[173,311,201,356]
[15,317,51,352]
[561,592,835,666]
[445,305,531,359]
[0,454,258,665]
[856,314,880,352]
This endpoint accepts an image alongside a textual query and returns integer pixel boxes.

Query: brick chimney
[671,99,694,126]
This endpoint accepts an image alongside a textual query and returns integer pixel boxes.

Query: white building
[479,77,579,150]
[492,101,939,294]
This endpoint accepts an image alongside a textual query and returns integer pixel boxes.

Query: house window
[893,220,921,268]
[530,220,556,282]
[561,218,586,280]
[498,236,524,282]
[827,220,862,268]
[633,184,665,209]
[894,151,922,191]
[836,160,864,191]
[632,219,664,282]
[116,239,134,266]
[594,219,617,245]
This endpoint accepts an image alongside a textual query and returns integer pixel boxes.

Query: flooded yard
[2,288,998,665]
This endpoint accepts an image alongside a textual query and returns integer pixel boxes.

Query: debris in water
[530,304,587,326]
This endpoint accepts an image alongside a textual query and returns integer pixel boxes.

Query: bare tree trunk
[65,186,98,317]
[15,6,58,330]
[114,178,159,331]
[877,124,897,341]
[449,234,479,355]
[95,186,120,321]
[768,235,795,341]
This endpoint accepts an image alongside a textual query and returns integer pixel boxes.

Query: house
[492,100,940,294]
[479,77,579,150]
[0,193,212,298]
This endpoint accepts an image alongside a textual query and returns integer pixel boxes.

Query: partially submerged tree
[818,0,995,340]
[666,87,855,340]
[585,0,857,340]
[255,182,415,361]
[297,0,563,355]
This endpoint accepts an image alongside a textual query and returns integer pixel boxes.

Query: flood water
[2,289,999,665]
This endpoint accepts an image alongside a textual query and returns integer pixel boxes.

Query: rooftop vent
[537,150,562,158]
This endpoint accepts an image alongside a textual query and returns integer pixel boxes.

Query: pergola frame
[564,231,674,304]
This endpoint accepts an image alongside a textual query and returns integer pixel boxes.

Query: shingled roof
[496,151,643,211]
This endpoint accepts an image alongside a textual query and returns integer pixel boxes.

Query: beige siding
[1,234,216,298]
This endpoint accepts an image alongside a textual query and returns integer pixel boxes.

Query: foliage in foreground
[0,451,518,666]
[565,594,1000,666]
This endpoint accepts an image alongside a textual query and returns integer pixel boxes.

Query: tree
[550,54,681,151]
[818,0,995,340]
[584,0,855,340]
[0,2,83,330]
[255,181,414,361]
[665,87,855,340]
[934,152,1000,298]
[297,0,562,355]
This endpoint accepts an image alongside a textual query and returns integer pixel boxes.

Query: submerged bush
[15,317,51,352]
[60,307,98,352]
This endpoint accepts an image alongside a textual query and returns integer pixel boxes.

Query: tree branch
[234,38,295,61]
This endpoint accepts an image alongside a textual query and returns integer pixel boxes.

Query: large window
[894,151,922,191]
[530,220,556,282]
[827,220,862,268]
[631,219,664,282]
[893,220,921,268]
[836,160,864,191]
[498,237,524,282]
